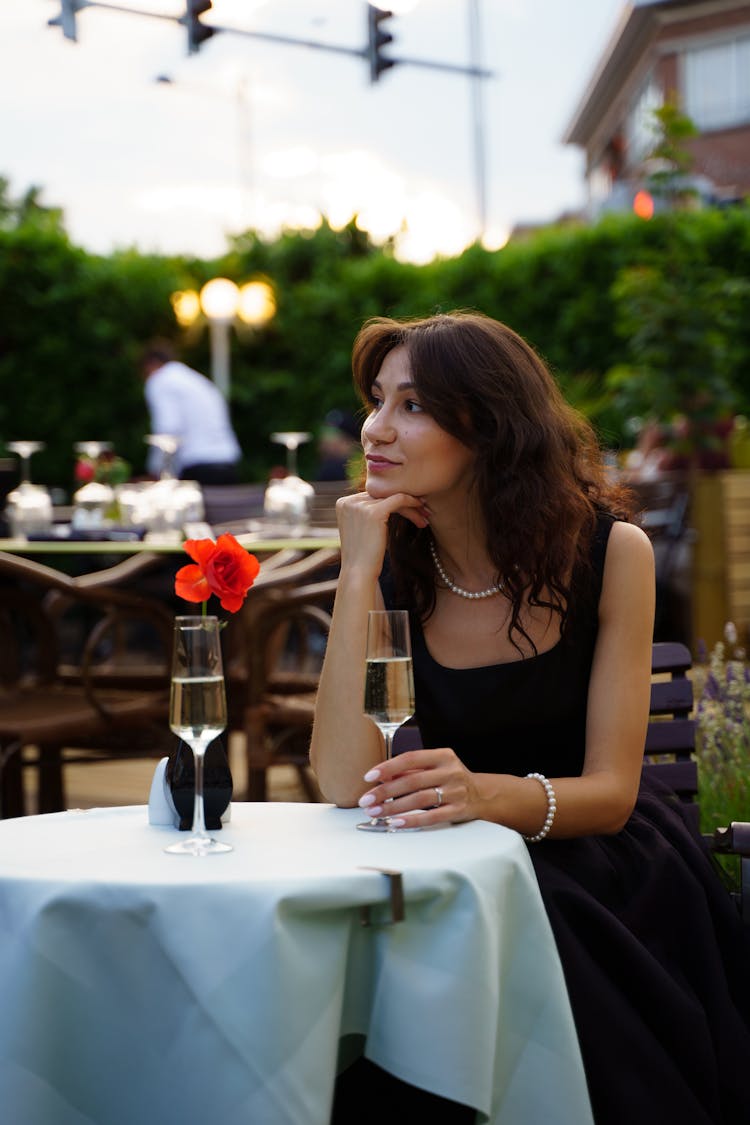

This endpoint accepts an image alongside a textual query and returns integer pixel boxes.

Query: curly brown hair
[352,311,634,647]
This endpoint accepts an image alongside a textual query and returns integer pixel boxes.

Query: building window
[626,78,663,165]
[683,34,750,130]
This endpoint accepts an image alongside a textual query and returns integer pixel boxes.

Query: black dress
[398,516,750,1125]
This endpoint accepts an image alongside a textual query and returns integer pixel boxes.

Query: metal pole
[209,318,231,398]
[468,0,487,239]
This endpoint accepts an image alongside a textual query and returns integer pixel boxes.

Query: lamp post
[171,277,277,399]
[199,277,239,399]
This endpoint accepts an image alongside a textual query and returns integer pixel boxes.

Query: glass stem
[192,747,208,840]
[287,443,298,477]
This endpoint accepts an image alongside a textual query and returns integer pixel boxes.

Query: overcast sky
[1,1,626,262]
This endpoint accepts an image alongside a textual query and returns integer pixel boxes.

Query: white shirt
[144,361,241,475]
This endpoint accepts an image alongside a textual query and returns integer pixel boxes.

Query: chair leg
[37,744,65,813]
[0,745,25,818]
[247,768,268,802]
[244,705,270,802]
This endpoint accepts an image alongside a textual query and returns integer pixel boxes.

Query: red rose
[175,534,260,613]
[75,458,96,483]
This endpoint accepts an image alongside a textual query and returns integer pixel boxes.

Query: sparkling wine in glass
[165,616,232,856]
[357,610,415,832]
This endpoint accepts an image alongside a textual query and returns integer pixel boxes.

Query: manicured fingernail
[387,818,406,828]
[364,769,380,782]
[358,793,376,807]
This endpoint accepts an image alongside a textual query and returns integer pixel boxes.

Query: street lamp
[200,277,239,399]
[170,277,276,398]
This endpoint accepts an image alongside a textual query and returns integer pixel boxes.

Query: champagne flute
[357,610,415,832]
[165,616,232,856]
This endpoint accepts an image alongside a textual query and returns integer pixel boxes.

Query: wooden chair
[645,641,699,825]
[240,578,336,800]
[396,641,748,924]
[309,480,354,528]
[0,551,175,817]
[641,642,749,926]
[221,547,340,799]
[200,483,266,529]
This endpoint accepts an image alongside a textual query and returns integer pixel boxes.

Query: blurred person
[139,340,242,484]
[315,409,361,481]
[623,419,670,481]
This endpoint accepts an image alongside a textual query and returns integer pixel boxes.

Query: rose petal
[174,563,211,603]
[183,538,219,569]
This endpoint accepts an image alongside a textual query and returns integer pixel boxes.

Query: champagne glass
[357,610,415,832]
[165,616,232,856]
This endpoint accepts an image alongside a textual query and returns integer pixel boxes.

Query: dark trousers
[180,462,240,485]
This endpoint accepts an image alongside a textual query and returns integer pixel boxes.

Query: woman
[311,312,750,1124]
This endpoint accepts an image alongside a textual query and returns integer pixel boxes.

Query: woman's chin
[365,477,396,499]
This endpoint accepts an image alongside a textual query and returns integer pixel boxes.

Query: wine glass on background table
[72,441,115,531]
[165,616,232,856]
[357,610,415,832]
[5,441,53,537]
[264,431,314,534]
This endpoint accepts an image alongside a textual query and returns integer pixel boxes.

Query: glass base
[356,818,423,833]
[356,817,391,832]
[165,835,233,856]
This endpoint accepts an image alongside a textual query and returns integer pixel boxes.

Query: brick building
[564,0,750,216]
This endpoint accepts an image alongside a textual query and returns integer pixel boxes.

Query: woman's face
[361,345,475,504]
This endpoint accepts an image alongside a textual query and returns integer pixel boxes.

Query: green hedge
[1,185,748,491]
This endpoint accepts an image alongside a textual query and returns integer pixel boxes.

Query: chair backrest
[396,642,700,813]
[309,481,354,528]
[645,641,699,822]
[201,484,267,528]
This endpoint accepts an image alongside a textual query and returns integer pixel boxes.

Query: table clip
[357,866,405,927]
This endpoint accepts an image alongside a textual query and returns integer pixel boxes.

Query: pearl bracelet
[522,772,557,842]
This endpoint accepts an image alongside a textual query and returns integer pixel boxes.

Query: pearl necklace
[429,540,504,600]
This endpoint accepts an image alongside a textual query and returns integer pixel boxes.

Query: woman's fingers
[358,748,464,822]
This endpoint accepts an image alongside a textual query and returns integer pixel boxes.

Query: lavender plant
[694,623,750,833]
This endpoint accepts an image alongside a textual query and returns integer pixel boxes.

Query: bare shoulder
[607,519,654,562]
[600,519,655,624]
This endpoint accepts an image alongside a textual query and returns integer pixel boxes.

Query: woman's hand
[357,746,487,829]
[336,490,430,577]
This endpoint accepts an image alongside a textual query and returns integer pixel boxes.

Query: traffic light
[366,4,396,84]
[185,0,214,55]
[47,0,84,42]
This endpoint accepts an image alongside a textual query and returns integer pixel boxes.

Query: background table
[0,531,340,556]
[0,803,593,1125]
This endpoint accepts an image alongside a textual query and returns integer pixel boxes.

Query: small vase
[166,735,233,831]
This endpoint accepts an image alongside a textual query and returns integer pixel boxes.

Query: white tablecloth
[0,803,593,1125]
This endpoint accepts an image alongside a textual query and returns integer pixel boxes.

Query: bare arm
[354,521,656,837]
[309,490,429,805]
